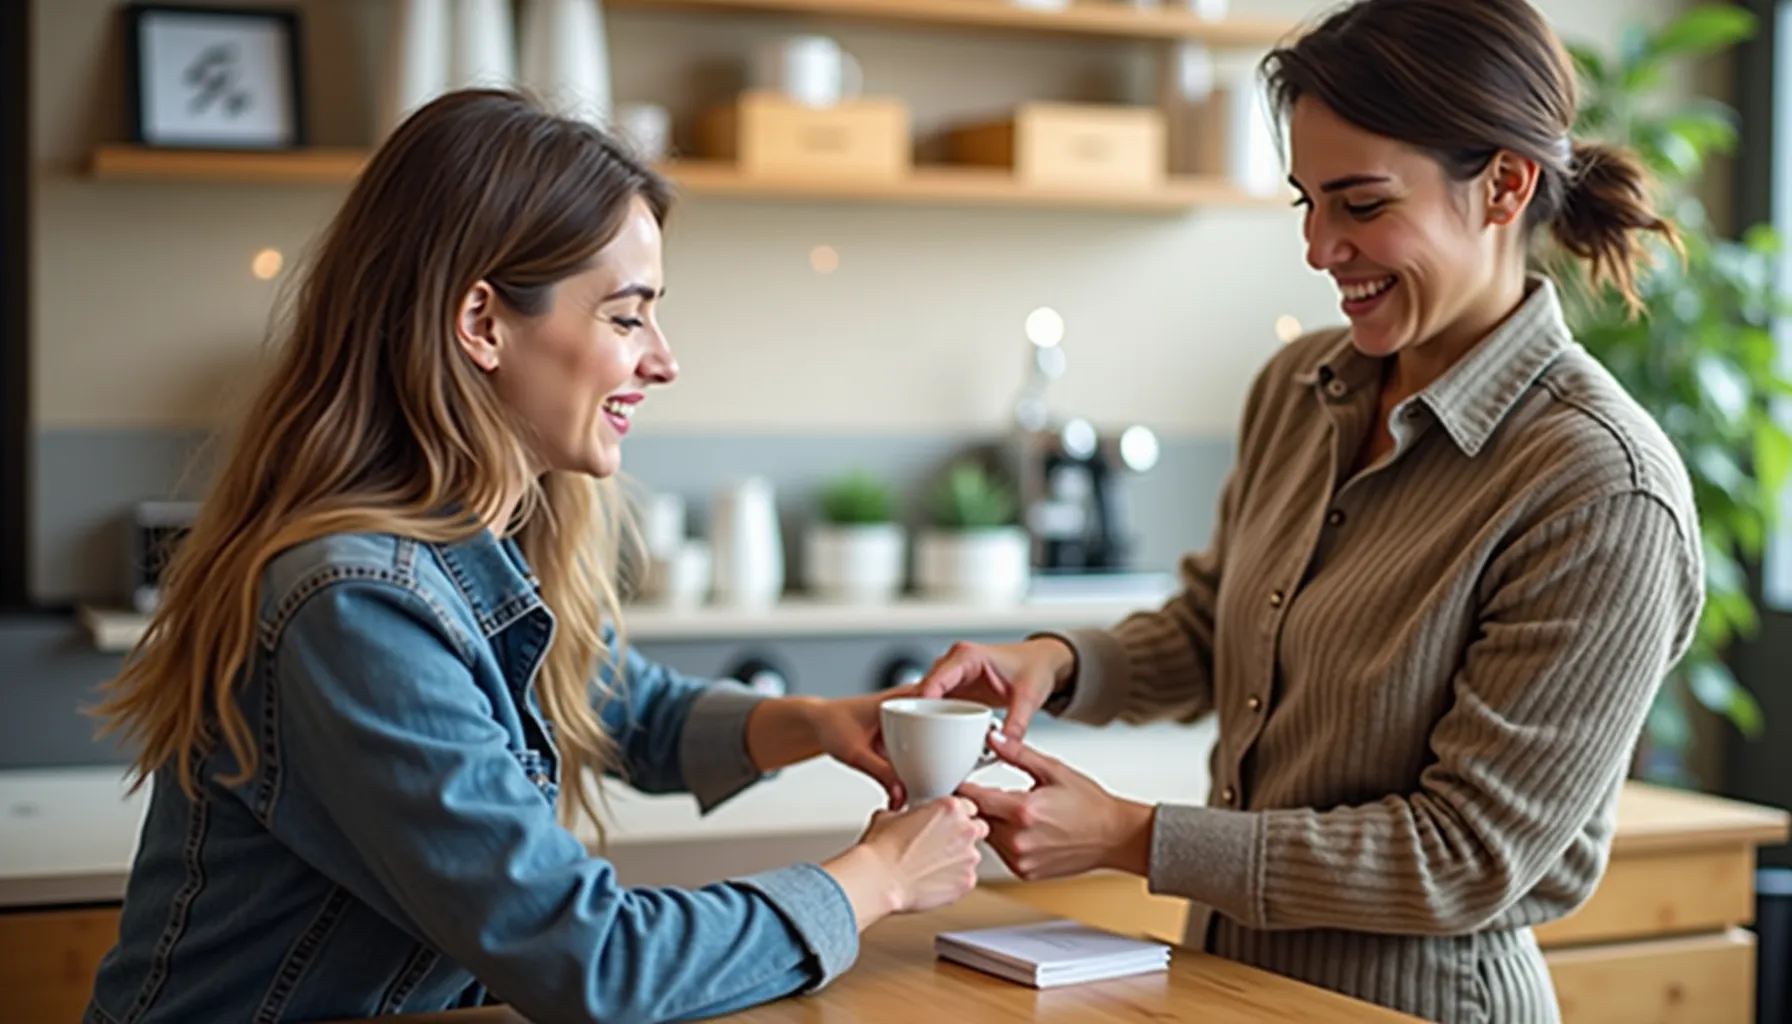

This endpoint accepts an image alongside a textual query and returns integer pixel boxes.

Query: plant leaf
[1688,659,1765,737]
[1648,4,1759,61]
[1647,685,1694,751]
[1567,42,1610,87]
[1756,421,1792,497]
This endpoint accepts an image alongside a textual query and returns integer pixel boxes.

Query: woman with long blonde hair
[84,89,984,1024]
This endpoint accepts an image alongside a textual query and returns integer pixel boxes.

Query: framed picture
[123,4,305,150]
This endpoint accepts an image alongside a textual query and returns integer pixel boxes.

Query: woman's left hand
[806,688,913,810]
[958,732,1156,881]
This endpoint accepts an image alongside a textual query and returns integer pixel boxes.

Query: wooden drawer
[1534,845,1755,948]
[698,92,911,180]
[947,103,1165,189]
[0,905,121,1022]
[1547,928,1753,1024]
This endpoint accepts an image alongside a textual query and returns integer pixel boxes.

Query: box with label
[697,92,911,180]
[946,103,1166,189]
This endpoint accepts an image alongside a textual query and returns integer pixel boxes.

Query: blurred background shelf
[606,0,1297,44]
[88,145,368,185]
[79,590,1164,650]
[88,147,1280,211]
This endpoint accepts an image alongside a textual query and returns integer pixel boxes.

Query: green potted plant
[1559,4,1792,784]
[804,469,906,604]
[915,460,1030,605]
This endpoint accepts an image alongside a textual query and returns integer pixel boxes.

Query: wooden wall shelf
[607,0,1298,44]
[88,146,1284,212]
[88,145,368,185]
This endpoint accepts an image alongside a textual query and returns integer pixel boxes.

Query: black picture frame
[123,3,306,150]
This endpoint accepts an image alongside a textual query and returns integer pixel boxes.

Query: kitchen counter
[332,887,1421,1023]
[76,576,1177,651]
[0,720,1216,908]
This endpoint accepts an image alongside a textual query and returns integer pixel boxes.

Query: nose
[1304,212,1356,272]
[638,326,678,385]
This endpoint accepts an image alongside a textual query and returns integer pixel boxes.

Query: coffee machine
[1007,308,1160,576]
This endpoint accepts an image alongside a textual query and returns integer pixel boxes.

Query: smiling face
[1289,98,1534,365]
[456,195,674,480]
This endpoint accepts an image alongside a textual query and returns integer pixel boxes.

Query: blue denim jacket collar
[435,531,543,639]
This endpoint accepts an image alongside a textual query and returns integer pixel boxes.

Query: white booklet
[934,919,1171,989]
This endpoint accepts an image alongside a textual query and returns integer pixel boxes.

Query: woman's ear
[1484,150,1541,228]
[456,281,503,372]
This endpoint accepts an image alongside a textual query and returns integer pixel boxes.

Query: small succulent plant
[819,469,897,526]
[928,461,1018,530]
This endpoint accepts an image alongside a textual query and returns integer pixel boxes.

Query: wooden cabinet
[0,905,121,1022]
[992,782,1789,1024]
[1536,784,1787,1024]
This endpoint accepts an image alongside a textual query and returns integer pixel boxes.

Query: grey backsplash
[4,428,1231,769]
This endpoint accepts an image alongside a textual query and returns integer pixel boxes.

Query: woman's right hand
[915,637,1076,741]
[822,797,986,929]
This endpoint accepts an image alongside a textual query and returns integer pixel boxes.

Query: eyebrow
[1288,173,1394,194]
[602,283,663,302]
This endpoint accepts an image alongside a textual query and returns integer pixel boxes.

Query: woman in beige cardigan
[917,1,1701,1021]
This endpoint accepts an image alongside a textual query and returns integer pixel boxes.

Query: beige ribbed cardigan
[1055,278,1703,1024]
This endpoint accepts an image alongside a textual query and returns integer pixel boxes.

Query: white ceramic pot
[710,477,784,608]
[519,0,613,126]
[449,0,517,90]
[804,523,906,605]
[379,0,450,137]
[915,527,1030,606]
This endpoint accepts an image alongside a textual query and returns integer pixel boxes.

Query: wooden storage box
[697,92,911,180]
[946,103,1166,189]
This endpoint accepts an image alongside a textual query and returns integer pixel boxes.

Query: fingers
[957,782,1030,824]
[987,731,1061,785]
[1000,680,1046,740]
[917,642,985,700]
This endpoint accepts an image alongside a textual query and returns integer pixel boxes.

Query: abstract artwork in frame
[124,4,306,150]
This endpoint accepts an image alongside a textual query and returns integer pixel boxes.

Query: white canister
[378,0,451,137]
[449,0,517,90]
[752,35,863,108]
[641,491,686,559]
[710,477,785,608]
[519,0,613,126]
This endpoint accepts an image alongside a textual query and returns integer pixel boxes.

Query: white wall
[33,0,1688,436]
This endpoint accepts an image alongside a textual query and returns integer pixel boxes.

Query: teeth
[1341,276,1397,302]
[602,399,633,419]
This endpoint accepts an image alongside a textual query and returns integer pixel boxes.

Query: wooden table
[368,888,1419,1023]
[992,783,1792,1024]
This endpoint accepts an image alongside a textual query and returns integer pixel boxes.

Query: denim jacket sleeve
[598,639,770,811]
[265,580,859,1024]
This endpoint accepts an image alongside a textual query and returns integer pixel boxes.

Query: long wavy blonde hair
[93,90,672,831]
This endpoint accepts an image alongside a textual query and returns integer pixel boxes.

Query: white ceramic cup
[753,35,863,108]
[880,697,999,805]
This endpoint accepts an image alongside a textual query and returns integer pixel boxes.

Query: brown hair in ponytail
[1261,0,1677,309]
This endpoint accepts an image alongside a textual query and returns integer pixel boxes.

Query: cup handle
[974,725,1002,769]
[841,52,864,100]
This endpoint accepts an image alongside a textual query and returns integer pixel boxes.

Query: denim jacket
[87,530,859,1024]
